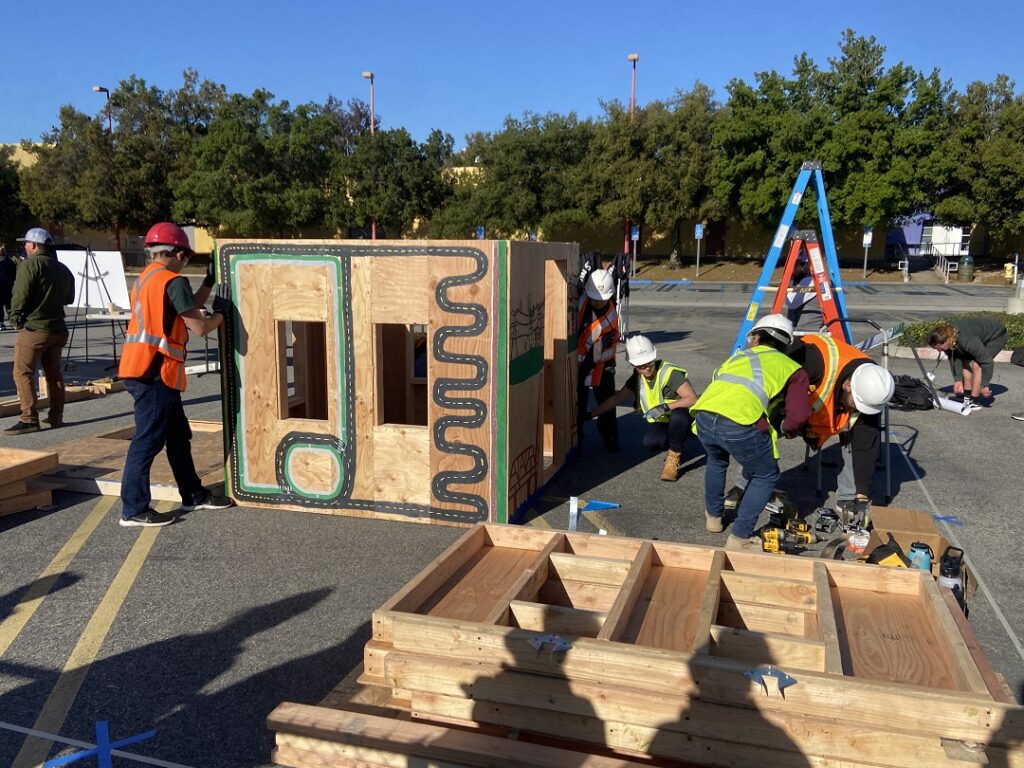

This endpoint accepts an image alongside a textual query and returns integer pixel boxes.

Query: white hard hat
[626,335,657,367]
[850,363,895,415]
[585,268,615,301]
[749,313,795,347]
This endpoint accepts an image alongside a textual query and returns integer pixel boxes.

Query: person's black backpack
[889,375,934,411]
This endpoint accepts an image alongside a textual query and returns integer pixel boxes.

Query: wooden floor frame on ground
[0,447,60,517]
[269,525,1023,768]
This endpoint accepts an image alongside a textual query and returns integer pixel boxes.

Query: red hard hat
[144,222,192,252]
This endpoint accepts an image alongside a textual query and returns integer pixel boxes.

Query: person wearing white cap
[589,334,698,481]
[783,332,895,525]
[576,267,620,451]
[4,228,75,435]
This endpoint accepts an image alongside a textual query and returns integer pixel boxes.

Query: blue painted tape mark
[932,514,963,526]
[44,722,156,767]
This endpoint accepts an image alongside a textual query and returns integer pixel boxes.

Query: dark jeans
[577,372,618,445]
[121,378,204,518]
[642,408,692,453]
[695,411,779,539]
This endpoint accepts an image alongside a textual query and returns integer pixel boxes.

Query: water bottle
[908,542,933,572]
[937,546,964,591]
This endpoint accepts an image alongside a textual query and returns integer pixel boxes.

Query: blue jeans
[121,378,204,518]
[695,411,779,539]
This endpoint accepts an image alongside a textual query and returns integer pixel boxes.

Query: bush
[902,311,1024,349]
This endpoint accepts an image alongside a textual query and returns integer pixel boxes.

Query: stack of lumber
[46,420,224,500]
[0,447,60,517]
[268,524,1024,768]
[0,377,125,417]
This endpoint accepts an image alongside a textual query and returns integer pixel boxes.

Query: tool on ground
[759,521,816,555]
[907,542,934,571]
[733,161,851,351]
[765,495,800,528]
[865,533,911,567]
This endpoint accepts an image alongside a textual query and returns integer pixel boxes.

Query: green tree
[0,147,32,245]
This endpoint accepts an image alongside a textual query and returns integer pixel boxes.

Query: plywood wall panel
[350,258,376,502]
[371,256,429,325]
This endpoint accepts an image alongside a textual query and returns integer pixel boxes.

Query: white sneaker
[1012,412,1024,422]
[962,397,982,412]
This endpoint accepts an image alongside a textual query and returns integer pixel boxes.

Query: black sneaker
[723,485,745,511]
[181,492,235,511]
[120,509,177,527]
[4,421,40,435]
[43,416,64,428]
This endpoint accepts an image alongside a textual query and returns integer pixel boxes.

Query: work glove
[203,260,217,288]
[211,283,231,316]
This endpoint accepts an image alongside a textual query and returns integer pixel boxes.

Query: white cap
[749,313,795,347]
[626,335,657,366]
[17,227,53,245]
[585,268,615,301]
[850,363,895,415]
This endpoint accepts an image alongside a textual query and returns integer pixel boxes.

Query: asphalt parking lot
[0,281,1021,767]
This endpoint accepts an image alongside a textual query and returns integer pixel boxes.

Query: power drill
[759,520,816,554]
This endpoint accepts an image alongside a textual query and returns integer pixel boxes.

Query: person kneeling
[590,335,698,481]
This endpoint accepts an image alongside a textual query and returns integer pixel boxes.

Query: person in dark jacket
[928,317,1008,410]
[0,245,17,330]
[4,228,76,434]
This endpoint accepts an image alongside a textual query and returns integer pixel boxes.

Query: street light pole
[362,71,377,240]
[92,85,120,251]
[625,54,639,256]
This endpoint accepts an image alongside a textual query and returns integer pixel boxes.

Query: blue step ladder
[733,161,852,351]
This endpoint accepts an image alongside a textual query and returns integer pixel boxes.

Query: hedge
[902,311,1024,349]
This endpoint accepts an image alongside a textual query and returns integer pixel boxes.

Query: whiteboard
[57,250,131,311]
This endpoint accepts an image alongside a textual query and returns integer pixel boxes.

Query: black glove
[203,260,216,288]
[211,283,231,316]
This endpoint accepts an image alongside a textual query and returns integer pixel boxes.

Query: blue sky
[3,0,1022,149]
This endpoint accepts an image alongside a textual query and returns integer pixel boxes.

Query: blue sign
[630,225,640,242]
[475,226,485,240]
[694,223,704,240]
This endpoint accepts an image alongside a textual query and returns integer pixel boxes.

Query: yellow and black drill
[759,519,817,554]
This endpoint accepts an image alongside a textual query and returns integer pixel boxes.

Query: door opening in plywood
[376,324,428,426]
[278,320,329,420]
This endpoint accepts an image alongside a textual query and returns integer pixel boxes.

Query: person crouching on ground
[690,314,810,551]
[589,334,698,481]
[117,222,234,527]
[576,267,621,451]
[928,318,1008,410]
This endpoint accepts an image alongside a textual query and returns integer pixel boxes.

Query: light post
[92,85,120,251]
[362,71,377,240]
[624,54,639,256]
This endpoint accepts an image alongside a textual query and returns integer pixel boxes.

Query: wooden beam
[709,625,826,672]
[719,570,817,611]
[483,533,566,625]
[920,575,990,695]
[689,549,724,653]
[509,601,605,637]
[596,541,653,642]
[482,523,559,552]
[940,588,1017,703]
[548,552,631,586]
[0,447,59,486]
[715,600,810,638]
[813,562,844,674]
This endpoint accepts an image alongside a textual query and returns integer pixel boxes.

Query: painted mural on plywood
[219,242,493,523]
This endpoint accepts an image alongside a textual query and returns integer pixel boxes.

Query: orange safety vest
[577,298,618,387]
[803,334,870,447]
[118,263,189,391]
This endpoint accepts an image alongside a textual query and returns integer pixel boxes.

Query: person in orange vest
[577,268,620,451]
[117,223,234,527]
[786,333,894,525]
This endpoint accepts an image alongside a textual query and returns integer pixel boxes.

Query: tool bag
[888,375,934,411]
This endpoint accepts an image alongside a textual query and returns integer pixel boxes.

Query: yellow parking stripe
[527,513,552,529]
[582,510,623,537]
[12,501,172,767]
[0,497,115,659]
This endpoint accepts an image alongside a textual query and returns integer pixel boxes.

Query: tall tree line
[6,32,1024,249]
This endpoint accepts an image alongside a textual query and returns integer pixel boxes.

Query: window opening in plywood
[376,323,428,426]
[278,320,329,420]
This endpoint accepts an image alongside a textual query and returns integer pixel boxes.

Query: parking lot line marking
[897,448,1024,664]
[526,512,552,529]
[0,496,115,660]
[582,510,623,537]
[12,504,169,768]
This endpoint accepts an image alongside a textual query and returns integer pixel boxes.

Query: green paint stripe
[508,346,543,385]
[495,241,509,524]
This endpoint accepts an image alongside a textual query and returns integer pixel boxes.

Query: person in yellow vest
[577,268,621,451]
[691,314,811,551]
[590,334,697,481]
[786,334,894,525]
[117,223,234,527]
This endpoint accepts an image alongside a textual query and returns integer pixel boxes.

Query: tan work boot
[660,450,682,482]
[724,534,762,552]
[705,512,724,533]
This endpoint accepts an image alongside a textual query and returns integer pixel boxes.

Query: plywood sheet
[370,256,429,325]
[0,447,59,485]
[372,425,429,506]
[620,565,709,652]
[416,546,537,622]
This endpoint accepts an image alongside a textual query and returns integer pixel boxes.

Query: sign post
[862,226,873,278]
[694,223,704,277]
